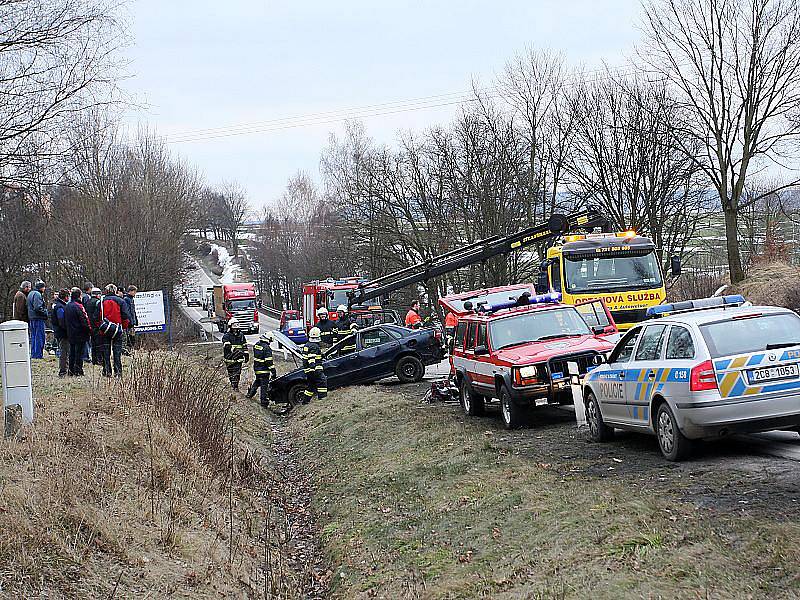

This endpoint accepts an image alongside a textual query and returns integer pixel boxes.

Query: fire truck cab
[302,278,381,328]
[441,286,618,429]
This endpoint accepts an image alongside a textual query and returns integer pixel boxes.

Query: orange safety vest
[405,309,422,327]
[444,312,458,328]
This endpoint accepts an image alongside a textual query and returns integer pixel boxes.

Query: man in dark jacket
[222,318,249,391]
[80,282,93,360]
[12,281,30,323]
[50,289,70,376]
[123,285,138,354]
[316,307,336,350]
[26,280,47,359]
[64,288,92,376]
[247,331,277,406]
[85,288,104,365]
[99,284,131,377]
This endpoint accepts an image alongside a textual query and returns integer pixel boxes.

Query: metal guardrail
[259,306,282,320]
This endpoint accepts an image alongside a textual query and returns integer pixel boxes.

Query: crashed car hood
[272,331,303,359]
[494,335,614,365]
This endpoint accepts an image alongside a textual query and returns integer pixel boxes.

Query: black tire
[396,355,424,383]
[656,402,693,461]
[287,384,307,407]
[459,377,485,416]
[585,391,614,442]
[500,386,525,430]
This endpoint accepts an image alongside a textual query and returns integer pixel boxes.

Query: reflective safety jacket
[222,331,248,364]
[302,341,324,374]
[317,318,336,347]
[405,309,422,328]
[252,340,276,376]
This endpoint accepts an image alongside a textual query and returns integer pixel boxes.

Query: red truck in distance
[211,282,259,334]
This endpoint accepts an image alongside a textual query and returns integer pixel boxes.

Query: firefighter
[247,331,277,406]
[335,304,353,344]
[222,318,249,391]
[444,310,458,346]
[316,306,336,349]
[301,327,327,403]
[405,300,423,329]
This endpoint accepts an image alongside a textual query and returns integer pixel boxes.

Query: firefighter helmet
[309,327,321,342]
[316,307,329,318]
[337,304,347,313]
[228,318,240,330]
[260,331,273,342]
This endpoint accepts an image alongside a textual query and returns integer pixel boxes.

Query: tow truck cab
[441,285,618,429]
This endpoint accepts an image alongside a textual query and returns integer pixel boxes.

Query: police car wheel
[396,355,424,383]
[585,392,614,442]
[459,378,485,417]
[656,403,692,461]
[500,387,524,430]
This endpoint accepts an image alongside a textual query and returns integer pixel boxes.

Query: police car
[583,295,800,460]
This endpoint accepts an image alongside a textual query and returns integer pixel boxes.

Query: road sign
[135,290,168,334]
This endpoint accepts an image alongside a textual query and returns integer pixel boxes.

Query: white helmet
[308,327,321,342]
[350,323,359,331]
[316,307,329,317]
[260,331,273,342]
[337,304,347,313]
[228,318,239,330]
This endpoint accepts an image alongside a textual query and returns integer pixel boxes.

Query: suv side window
[476,323,488,348]
[454,321,467,350]
[609,327,642,363]
[665,325,695,359]
[635,324,668,361]
[465,322,477,350]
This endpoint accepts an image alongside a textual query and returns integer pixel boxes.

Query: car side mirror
[592,354,605,366]
[535,271,549,294]
[474,345,489,356]
[670,255,682,277]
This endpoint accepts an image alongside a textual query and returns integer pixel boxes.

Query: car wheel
[459,378,485,416]
[287,384,307,407]
[656,402,693,461]
[396,355,424,383]
[500,386,524,430]
[585,391,614,442]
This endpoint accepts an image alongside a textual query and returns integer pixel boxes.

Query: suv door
[575,299,618,335]
[626,323,669,426]
[600,326,643,423]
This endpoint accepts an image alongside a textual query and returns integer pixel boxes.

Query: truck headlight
[518,365,538,379]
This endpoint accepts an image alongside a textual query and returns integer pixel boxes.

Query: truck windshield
[230,299,255,310]
[700,313,800,358]
[490,308,591,350]
[563,251,662,294]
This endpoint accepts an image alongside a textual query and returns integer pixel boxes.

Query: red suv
[441,285,618,429]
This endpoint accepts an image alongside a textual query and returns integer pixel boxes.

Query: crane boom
[347,208,611,307]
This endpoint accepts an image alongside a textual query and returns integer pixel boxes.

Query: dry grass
[729,261,800,310]
[0,353,312,598]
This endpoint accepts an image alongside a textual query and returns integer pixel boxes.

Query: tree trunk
[723,205,745,284]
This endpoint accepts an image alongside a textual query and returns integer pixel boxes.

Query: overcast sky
[124,0,644,208]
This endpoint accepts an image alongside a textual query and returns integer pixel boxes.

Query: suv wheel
[395,355,424,383]
[585,391,614,442]
[500,386,524,429]
[459,378,485,416]
[656,403,693,461]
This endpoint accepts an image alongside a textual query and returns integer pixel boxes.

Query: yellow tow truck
[537,231,680,330]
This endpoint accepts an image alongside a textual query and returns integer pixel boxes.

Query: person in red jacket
[405,300,423,329]
[444,310,458,347]
[98,284,132,377]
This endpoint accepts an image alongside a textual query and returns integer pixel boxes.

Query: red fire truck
[301,278,380,328]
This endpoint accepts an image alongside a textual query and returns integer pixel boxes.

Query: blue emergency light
[646,294,746,318]
[478,292,562,313]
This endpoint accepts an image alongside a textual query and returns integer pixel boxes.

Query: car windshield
[445,286,534,313]
[564,251,662,294]
[230,299,255,310]
[700,313,800,358]
[489,308,592,350]
[286,320,304,330]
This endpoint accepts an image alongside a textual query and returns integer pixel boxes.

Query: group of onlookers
[11,280,138,377]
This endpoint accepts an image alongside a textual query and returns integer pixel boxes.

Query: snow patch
[210,243,243,284]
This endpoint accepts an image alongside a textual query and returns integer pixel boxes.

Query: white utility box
[0,320,34,426]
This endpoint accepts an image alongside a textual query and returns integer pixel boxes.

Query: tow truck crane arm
[347,208,611,307]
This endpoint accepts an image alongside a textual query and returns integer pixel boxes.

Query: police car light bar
[479,292,562,313]
[646,294,746,318]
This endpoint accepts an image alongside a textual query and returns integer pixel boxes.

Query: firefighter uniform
[302,328,327,403]
[317,316,336,349]
[222,321,249,391]
[247,333,276,406]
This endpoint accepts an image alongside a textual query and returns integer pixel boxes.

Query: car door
[626,323,669,426]
[356,327,400,381]
[322,338,360,388]
[598,326,643,423]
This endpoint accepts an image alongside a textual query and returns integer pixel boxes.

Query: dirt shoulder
[284,379,800,599]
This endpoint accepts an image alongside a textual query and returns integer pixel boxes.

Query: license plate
[747,363,799,384]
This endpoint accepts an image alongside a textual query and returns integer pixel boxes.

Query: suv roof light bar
[646,294,746,318]
[479,292,562,313]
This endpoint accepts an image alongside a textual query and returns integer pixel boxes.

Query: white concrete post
[568,361,586,427]
[0,320,34,427]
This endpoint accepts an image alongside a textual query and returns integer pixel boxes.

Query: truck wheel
[500,386,525,430]
[287,384,307,407]
[459,378,485,416]
[396,355,424,383]
[656,402,693,461]
[585,391,614,442]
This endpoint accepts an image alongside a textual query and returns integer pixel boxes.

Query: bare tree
[640,0,800,282]
[216,182,249,256]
